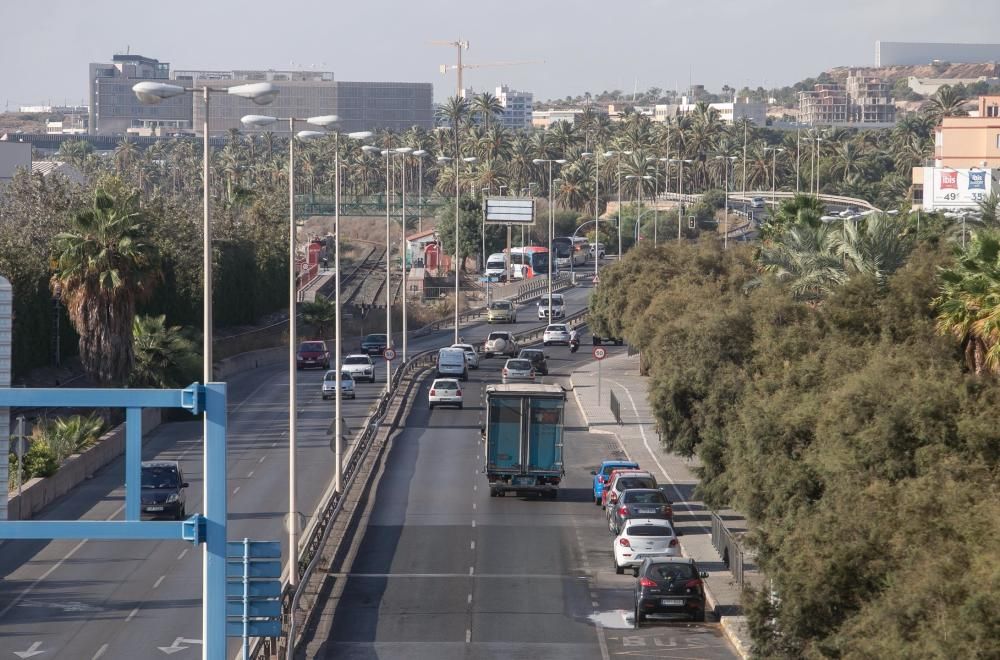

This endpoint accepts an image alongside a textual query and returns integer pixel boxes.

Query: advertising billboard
[922,167,997,210]
[485,197,535,224]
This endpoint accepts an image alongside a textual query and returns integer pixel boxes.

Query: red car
[296,340,330,370]
[601,468,648,509]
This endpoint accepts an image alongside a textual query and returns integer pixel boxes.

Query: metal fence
[710,510,746,588]
[609,389,622,425]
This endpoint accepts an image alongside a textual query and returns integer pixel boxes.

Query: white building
[495,85,533,131]
[655,97,766,125]
[532,109,585,128]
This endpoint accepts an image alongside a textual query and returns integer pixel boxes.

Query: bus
[507,246,550,280]
[551,237,589,268]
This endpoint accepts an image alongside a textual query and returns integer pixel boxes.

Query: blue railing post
[203,382,228,660]
[125,407,141,520]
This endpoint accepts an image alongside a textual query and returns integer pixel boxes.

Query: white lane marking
[0,502,126,619]
[470,541,476,551]
[467,593,473,605]
[258,456,266,464]
[471,520,476,528]
[232,486,241,495]
[153,575,166,589]
[126,607,139,622]
[595,619,610,660]
[177,548,189,561]
[592,600,599,607]
[472,503,477,511]
[92,644,109,659]
[469,566,474,576]
[271,441,278,448]
[247,471,254,478]
[473,484,477,492]
[465,629,471,643]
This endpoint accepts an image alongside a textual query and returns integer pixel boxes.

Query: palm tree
[756,222,847,301]
[832,213,914,285]
[50,183,160,385]
[471,92,504,130]
[300,298,337,339]
[924,85,968,124]
[130,314,200,388]
[935,231,1000,374]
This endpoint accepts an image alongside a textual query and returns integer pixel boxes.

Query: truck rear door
[526,396,564,472]
[486,395,521,471]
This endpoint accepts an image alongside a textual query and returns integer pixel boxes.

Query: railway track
[344,247,387,308]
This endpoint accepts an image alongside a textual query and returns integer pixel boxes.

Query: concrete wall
[7,407,162,520]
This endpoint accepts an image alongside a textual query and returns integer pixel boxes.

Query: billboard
[485,197,535,224]
[923,167,997,210]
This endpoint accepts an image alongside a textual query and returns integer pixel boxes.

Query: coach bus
[507,246,550,280]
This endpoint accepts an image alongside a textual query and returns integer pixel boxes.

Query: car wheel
[176,506,185,521]
[458,404,463,410]
[615,561,624,575]
[489,487,497,497]
[594,496,601,506]
[691,609,706,622]
[351,393,356,399]
[429,403,434,409]
[633,567,639,577]
[635,607,644,627]
[322,395,328,400]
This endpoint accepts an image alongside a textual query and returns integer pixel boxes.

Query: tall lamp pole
[533,158,565,320]
[135,80,278,660]
[670,158,693,241]
[411,150,427,234]
[715,155,738,249]
[765,146,785,207]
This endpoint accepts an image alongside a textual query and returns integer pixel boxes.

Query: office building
[876,41,1000,67]
[653,97,766,125]
[495,85,533,131]
[89,54,192,135]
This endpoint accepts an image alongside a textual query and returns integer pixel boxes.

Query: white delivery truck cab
[437,347,469,381]
[485,253,508,280]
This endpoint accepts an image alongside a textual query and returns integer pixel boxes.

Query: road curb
[719,615,752,659]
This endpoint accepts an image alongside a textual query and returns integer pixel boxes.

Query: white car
[428,378,463,409]
[543,324,571,346]
[750,197,765,209]
[537,293,566,320]
[613,518,680,575]
[452,343,480,369]
[590,243,606,260]
[322,370,356,400]
[341,354,376,383]
[501,358,535,384]
[483,331,519,358]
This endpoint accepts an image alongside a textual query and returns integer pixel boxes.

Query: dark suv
[361,333,388,356]
[141,461,188,520]
[296,340,330,370]
[634,557,709,625]
[518,348,549,375]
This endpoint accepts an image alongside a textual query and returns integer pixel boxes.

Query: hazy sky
[3,0,999,108]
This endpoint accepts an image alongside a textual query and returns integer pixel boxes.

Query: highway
[297,330,738,659]
[0,282,593,659]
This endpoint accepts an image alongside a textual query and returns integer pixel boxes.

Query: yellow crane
[431,39,543,96]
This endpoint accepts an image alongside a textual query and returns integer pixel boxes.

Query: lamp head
[412,149,428,156]
[228,82,279,105]
[347,131,373,140]
[132,82,185,105]
[306,115,339,128]
[297,130,326,141]
[240,114,277,128]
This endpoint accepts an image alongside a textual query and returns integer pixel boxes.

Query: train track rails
[344,247,387,308]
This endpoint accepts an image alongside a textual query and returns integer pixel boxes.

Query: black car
[592,334,624,346]
[518,348,549,375]
[609,488,673,535]
[360,333,388,356]
[635,557,709,625]
[141,461,188,520]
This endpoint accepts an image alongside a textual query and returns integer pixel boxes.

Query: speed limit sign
[592,347,607,360]
[383,348,397,361]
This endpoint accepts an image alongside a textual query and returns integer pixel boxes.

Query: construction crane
[431,39,543,96]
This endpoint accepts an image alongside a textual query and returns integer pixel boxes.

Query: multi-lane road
[0,285,593,659]
[296,329,738,659]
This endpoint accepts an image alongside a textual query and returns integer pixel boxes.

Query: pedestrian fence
[711,510,746,588]
[609,389,623,425]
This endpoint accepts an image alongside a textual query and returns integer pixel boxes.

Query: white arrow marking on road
[157,638,202,655]
[14,642,45,658]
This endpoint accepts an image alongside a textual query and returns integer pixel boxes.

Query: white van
[485,253,508,279]
[437,347,469,381]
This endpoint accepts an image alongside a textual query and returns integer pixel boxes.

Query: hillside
[828,62,1000,84]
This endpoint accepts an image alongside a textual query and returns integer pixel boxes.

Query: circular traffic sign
[383,348,397,361]
[593,346,607,360]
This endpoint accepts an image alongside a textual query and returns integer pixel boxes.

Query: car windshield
[552,295,564,304]
[300,342,324,352]
[344,357,369,365]
[506,360,531,370]
[141,466,179,489]
[433,380,458,390]
[340,372,353,381]
[618,477,656,490]
[623,491,667,504]
[626,524,672,536]
[488,333,509,341]
[490,302,511,310]
[648,563,697,581]
[520,350,542,360]
[363,334,386,343]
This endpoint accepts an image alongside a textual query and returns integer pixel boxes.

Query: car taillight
[664,505,672,516]
[639,577,657,588]
[669,538,678,547]
[502,368,508,375]
[429,389,436,396]
[598,476,606,483]
[456,390,462,396]
[618,506,628,517]
[618,538,631,547]
[530,371,536,380]
[684,578,703,591]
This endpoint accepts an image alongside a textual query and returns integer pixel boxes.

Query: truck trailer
[482,383,566,498]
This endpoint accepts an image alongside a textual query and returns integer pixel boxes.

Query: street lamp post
[670,159,693,241]
[396,147,413,361]
[135,80,278,660]
[765,147,785,207]
[715,155,738,249]
[411,149,428,234]
[810,137,824,196]
[580,150,611,280]
[533,158,566,319]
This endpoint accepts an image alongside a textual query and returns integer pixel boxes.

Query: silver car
[452,343,480,369]
[322,370,356,400]
[543,324,571,346]
[501,358,536,384]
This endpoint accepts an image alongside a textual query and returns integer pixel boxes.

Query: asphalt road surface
[0,282,593,660]
[298,330,738,660]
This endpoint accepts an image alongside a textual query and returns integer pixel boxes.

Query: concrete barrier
[213,346,287,381]
[7,407,162,520]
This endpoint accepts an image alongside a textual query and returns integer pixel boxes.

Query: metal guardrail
[609,389,623,425]
[710,510,746,588]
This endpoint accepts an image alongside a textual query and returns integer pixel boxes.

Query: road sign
[226,539,283,648]
[593,274,600,284]
[226,620,282,638]
[383,348,397,361]
[485,197,535,224]
[593,347,607,360]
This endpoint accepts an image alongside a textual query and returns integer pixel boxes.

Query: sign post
[0,277,11,520]
[593,346,607,405]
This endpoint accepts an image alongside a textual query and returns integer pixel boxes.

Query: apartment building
[495,85,533,131]
[799,73,895,126]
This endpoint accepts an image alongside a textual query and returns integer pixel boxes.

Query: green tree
[300,298,337,339]
[130,314,200,388]
[435,197,482,272]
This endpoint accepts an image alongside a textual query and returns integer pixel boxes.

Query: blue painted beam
[0,383,203,413]
[125,407,141,521]
[0,520,189,540]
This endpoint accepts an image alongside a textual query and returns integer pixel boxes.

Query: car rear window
[623,491,667,504]
[363,334,386,342]
[547,325,567,332]
[344,357,369,365]
[603,464,638,477]
[488,332,510,340]
[506,360,531,370]
[433,380,458,389]
[520,350,542,359]
[300,342,325,351]
[618,477,655,491]
[626,524,673,536]
[648,563,697,581]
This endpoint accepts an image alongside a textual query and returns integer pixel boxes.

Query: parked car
[518,348,548,376]
[609,488,673,535]
[452,343,480,369]
[437,347,468,381]
[543,323,571,346]
[600,467,649,508]
[322,370,356,400]
[487,300,517,324]
[296,340,330,370]
[428,378,463,409]
[141,461,188,520]
[483,331,519,358]
[341,354,376,383]
[537,293,566,320]
[604,470,657,512]
[360,333,388,356]
[592,334,625,346]
[591,460,640,505]
[614,518,680,575]
[634,557,709,624]
[750,197,765,209]
[501,358,535,384]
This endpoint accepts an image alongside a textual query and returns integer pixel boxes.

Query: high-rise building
[88,54,434,136]
[495,85,533,131]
